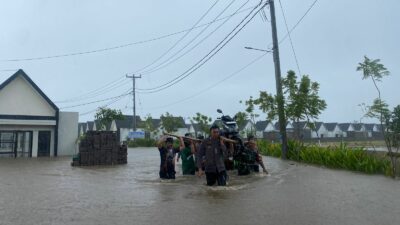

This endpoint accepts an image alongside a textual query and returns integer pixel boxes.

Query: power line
[139,0,240,75]
[79,94,129,116]
[278,0,301,75]
[140,0,250,75]
[0,4,256,62]
[132,0,220,74]
[136,1,268,94]
[60,89,132,109]
[55,76,128,103]
[143,52,268,111]
[278,0,318,45]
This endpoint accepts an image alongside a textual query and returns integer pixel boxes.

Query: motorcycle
[216,109,258,175]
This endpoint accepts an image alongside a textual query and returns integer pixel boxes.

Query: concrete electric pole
[126,74,141,131]
[268,0,288,159]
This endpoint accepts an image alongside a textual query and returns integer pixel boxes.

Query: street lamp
[244,46,272,53]
[244,45,288,159]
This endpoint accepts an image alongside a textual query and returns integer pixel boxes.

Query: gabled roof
[292,121,309,130]
[238,120,252,131]
[255,121,270,131]
[352,123,364,131]
[324,123,338,132]
[364,123,376,132]
[274,121,292,130]
[338,123,352,131]
[114,115,142,129]
[0,69,59,111]
[87,121,95,130]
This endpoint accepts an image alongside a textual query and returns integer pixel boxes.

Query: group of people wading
[157,124,268,186]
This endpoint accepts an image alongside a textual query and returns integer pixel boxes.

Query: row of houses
[79,115,384,143]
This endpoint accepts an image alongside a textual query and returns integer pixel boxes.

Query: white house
[365,123,379,138]
[0,69,78,157]
[324,123,343,138]
[255,120,274,138]
[338,123,355,138]
[239,120,255,138]
[310,122,329,139]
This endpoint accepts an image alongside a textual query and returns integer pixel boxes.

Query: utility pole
[268,0,288,159]
[126,74,141,131]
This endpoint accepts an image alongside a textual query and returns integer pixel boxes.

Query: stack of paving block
[72,131,128,166]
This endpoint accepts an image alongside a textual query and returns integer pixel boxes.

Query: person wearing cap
[197,124,228,186]
[157,136,181,179]
[246,135,268,173]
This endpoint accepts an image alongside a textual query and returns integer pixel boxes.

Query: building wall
[0,76,55,116]
[58,112,78,156]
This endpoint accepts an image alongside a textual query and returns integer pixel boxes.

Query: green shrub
[127,138,157,148]
[258,140,392,176]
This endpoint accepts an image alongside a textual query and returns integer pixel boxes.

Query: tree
[234,111,248,130]
[191,112,212,136]
[357,56,390,130]
[94,107,124,130]
[240,97,259,136]
[357,56,398,177]
[160,112,184,133]
[245,70,327,141]
[142,114,158,138]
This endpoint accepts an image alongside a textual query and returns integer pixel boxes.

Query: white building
[255,120,274,138]
[324,123,343,138]
[0,69,78,157]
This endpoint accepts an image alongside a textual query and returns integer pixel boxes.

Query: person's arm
[179,137,185,151]
[190,141,196,154]
[157,136,166,149]
[257,152,268,173]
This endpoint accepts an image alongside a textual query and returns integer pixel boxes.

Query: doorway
[38,131,51,157]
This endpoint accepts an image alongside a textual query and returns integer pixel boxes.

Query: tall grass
[258,140,392,176]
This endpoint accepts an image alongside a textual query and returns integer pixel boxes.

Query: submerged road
[0,148,399,225]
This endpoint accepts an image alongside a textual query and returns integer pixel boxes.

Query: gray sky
[0,0,399,123]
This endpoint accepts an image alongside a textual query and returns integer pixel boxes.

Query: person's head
[247,135,257,150]
[209,124,220,139]
[197,135,204,140]
[165,137,174,148]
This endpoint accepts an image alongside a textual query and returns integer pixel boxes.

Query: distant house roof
[0,69,59,111]
[324,123,338,132]
[114,115,142,129]
[78,123,87,131]
[338,123,352,131]
[274,121,293,130]
[255,121,269,131]
[238,120,252,131]
[87,121,95,130]
[352,123,364,131]
[292,121,309,131]
[364,124,375,131]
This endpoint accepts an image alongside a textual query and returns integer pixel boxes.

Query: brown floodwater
[0,148,399,225]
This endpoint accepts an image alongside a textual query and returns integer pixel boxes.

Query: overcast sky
[0,0,398,123]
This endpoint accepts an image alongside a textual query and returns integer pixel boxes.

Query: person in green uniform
[179,133,196,175]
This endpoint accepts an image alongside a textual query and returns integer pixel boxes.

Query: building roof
[364,123,378,131]
[338,123,352,131]
[255,121,269,131]
[114,115,142,129]
[352,123,364,131]
[292,121,309,131]
[0,69,59,111]
[274,121,293,131]
[324,123,338,132]
[238,120,252,131]
[87,121,95,130]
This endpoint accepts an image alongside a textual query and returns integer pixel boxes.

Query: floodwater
[0,148,399,225]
